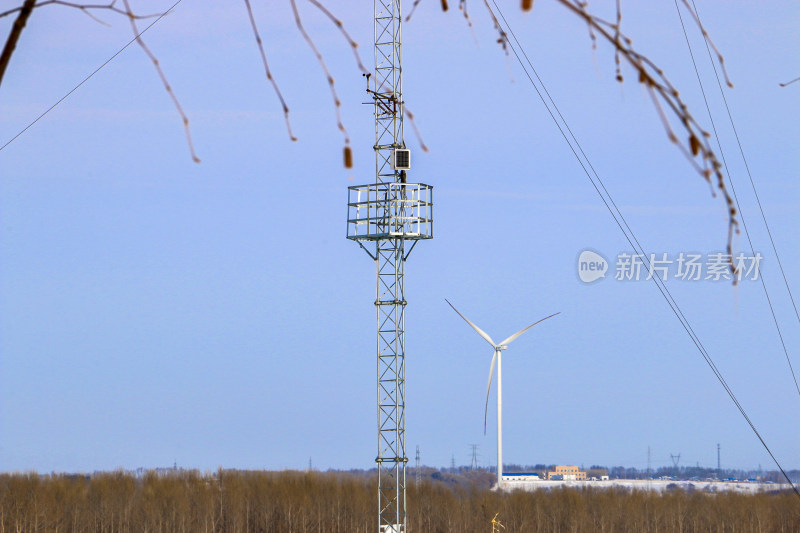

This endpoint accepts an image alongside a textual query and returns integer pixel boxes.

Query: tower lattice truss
[346,2,433,532]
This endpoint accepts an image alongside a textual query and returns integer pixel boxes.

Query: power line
[0,0,183,154]
[490,0,800,499]
[689,0,800,333]
[674,0,800,400]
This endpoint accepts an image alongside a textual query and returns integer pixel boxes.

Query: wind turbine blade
[499,312,561,347]
[445,299,497,347]
[484,350,497,435]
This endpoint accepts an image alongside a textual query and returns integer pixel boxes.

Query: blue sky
[1,1,798,474]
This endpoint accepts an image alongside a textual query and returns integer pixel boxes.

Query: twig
[679,0,733,88]
[456,0,475,30]
[779,76,799,88]
[460,0,738,270]
[305,0,368,75]
[0,1,160,20]
[613,0,622,81]
[0,0,36,88]
[547,0,740,268]
[121,0,200,163]
[479,0,509,51]
[243,0,297,142]
[289,0,352,167]
[404,107,429,153]
[406,0,424,22]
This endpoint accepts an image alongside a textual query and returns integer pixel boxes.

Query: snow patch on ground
[500,479,789,494]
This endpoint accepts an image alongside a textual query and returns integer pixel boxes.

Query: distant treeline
[2,469,799,532]
[422,463,800,485]
[477,464,800,483]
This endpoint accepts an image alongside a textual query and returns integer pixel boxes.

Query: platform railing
[347,183,433,241]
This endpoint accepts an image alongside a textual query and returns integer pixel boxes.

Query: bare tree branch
[458,0,474,27]
[0,0,751,234]
[0,0,163,91]
[306,0,369,76]
[779,76,799,88]
[478,0,510,51]
[289,0,352,167]
[554,0,739,265]
[0,0,182,158]
[406,0,425,21]
[120,0,199,163]
[0,1,160,20]
[404,107,429,153]
[0,0,36,88]
[440,0,739,272]
[680,0,733,88]
[243,0,297,142]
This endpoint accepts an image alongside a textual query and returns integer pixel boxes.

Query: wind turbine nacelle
[391,149,410,170]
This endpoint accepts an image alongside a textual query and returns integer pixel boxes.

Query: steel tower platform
[346,2,432,531]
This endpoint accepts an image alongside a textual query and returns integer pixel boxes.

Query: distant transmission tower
[470,444,479,471]
[717,443,721,474]
[346,1,433,531]
[415,445,420,488]
[670,453,681,469]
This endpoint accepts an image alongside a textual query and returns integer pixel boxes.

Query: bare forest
[1,469,799,533]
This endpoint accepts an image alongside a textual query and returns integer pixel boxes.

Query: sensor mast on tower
[346,1,433,532]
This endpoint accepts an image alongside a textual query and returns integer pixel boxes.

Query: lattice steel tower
[346,2,433,531]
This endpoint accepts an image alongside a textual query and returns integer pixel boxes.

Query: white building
[502,472,541,482]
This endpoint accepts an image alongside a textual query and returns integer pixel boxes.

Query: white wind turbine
[446,299,560,488]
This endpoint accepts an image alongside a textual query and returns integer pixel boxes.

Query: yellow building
[547,466,586,481]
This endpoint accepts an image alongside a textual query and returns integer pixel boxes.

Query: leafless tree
[1,470,799,532]
[1,0,743,265]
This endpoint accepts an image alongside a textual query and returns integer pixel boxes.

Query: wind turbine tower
[346,2,433,531]
[446,300,559,488]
